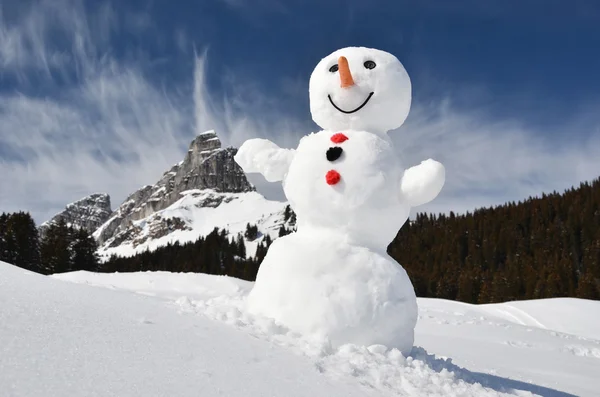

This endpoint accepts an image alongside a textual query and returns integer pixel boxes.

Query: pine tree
[283,205,292,222]
[457,267,479,303]
[236,234,246,259]
[0,213,8,263]
[0,212,41,272]
[0,213,17,265]
[576,273,600,299]
[40,219,72,274]
[71,228,100,272]
[10,212,41,272]
[244,223,259,240]
[478,275,492,304]
[282,205,297,228]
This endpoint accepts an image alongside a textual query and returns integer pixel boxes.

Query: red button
[331,133,348,144]
[326,170,341,185]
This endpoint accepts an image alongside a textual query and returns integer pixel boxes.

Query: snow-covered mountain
[41,130,290,259]
[96,189,289,259]
[94,130,255,248]
[3,261,598,396]
[39,193,112,236]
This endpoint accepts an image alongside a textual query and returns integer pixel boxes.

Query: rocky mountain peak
[190,130,222,163]
[40,193,112,236]
[95,130,255,247]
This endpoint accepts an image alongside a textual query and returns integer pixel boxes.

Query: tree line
[0,214,99,274]
[388,178,600,302]
[2,179,599,303]
[0,211,272,281]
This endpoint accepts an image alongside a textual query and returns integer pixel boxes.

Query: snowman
[234,47,445,355]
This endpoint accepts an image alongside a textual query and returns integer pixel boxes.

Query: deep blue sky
[132,0,599,129]
[4,0,600,128]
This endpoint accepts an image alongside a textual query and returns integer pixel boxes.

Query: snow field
[1,263,371,397]
[54,269,600,396]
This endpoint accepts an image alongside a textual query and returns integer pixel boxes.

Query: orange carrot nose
[338,56,354,88]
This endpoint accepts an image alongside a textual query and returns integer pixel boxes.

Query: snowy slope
[1,262,372,397]
[415,299,600,397]
[48,269,600,396]
[479,299,600,340]
[97,190,288,259]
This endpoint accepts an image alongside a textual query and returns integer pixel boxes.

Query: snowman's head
[309,47,412,134]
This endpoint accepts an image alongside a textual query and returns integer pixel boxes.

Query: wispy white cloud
[0,0,194,221]
[396,101,600,215]
[0,0,305,222]
[0,0,598,225]
[0,1,112,82]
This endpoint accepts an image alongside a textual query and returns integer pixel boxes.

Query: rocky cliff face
[40,193,112,236]
[95,130,256,249]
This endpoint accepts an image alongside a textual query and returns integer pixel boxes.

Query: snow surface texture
[46,267,600,397]
[234,47,445,354]
[0,263,371,397]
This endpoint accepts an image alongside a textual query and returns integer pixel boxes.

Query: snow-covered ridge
[97,189,289,259]
[50,268,600,397]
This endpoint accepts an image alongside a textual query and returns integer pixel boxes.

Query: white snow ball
[309,46,412,134]
[246,230,418,356]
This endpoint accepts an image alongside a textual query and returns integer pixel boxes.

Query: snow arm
[234,138,296,182]
[399,159,445,207]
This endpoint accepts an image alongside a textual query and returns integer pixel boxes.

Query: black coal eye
[329,64,339,73]
[364,60,376,69]
[326,147,343,162]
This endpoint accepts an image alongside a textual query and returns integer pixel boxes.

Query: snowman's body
[247,226,418,353]
[284,130,408,249]
[234,47,445,355]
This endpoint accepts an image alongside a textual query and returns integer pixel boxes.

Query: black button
[326,147,343,162]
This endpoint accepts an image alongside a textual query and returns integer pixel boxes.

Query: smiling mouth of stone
[328,92,374,114]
